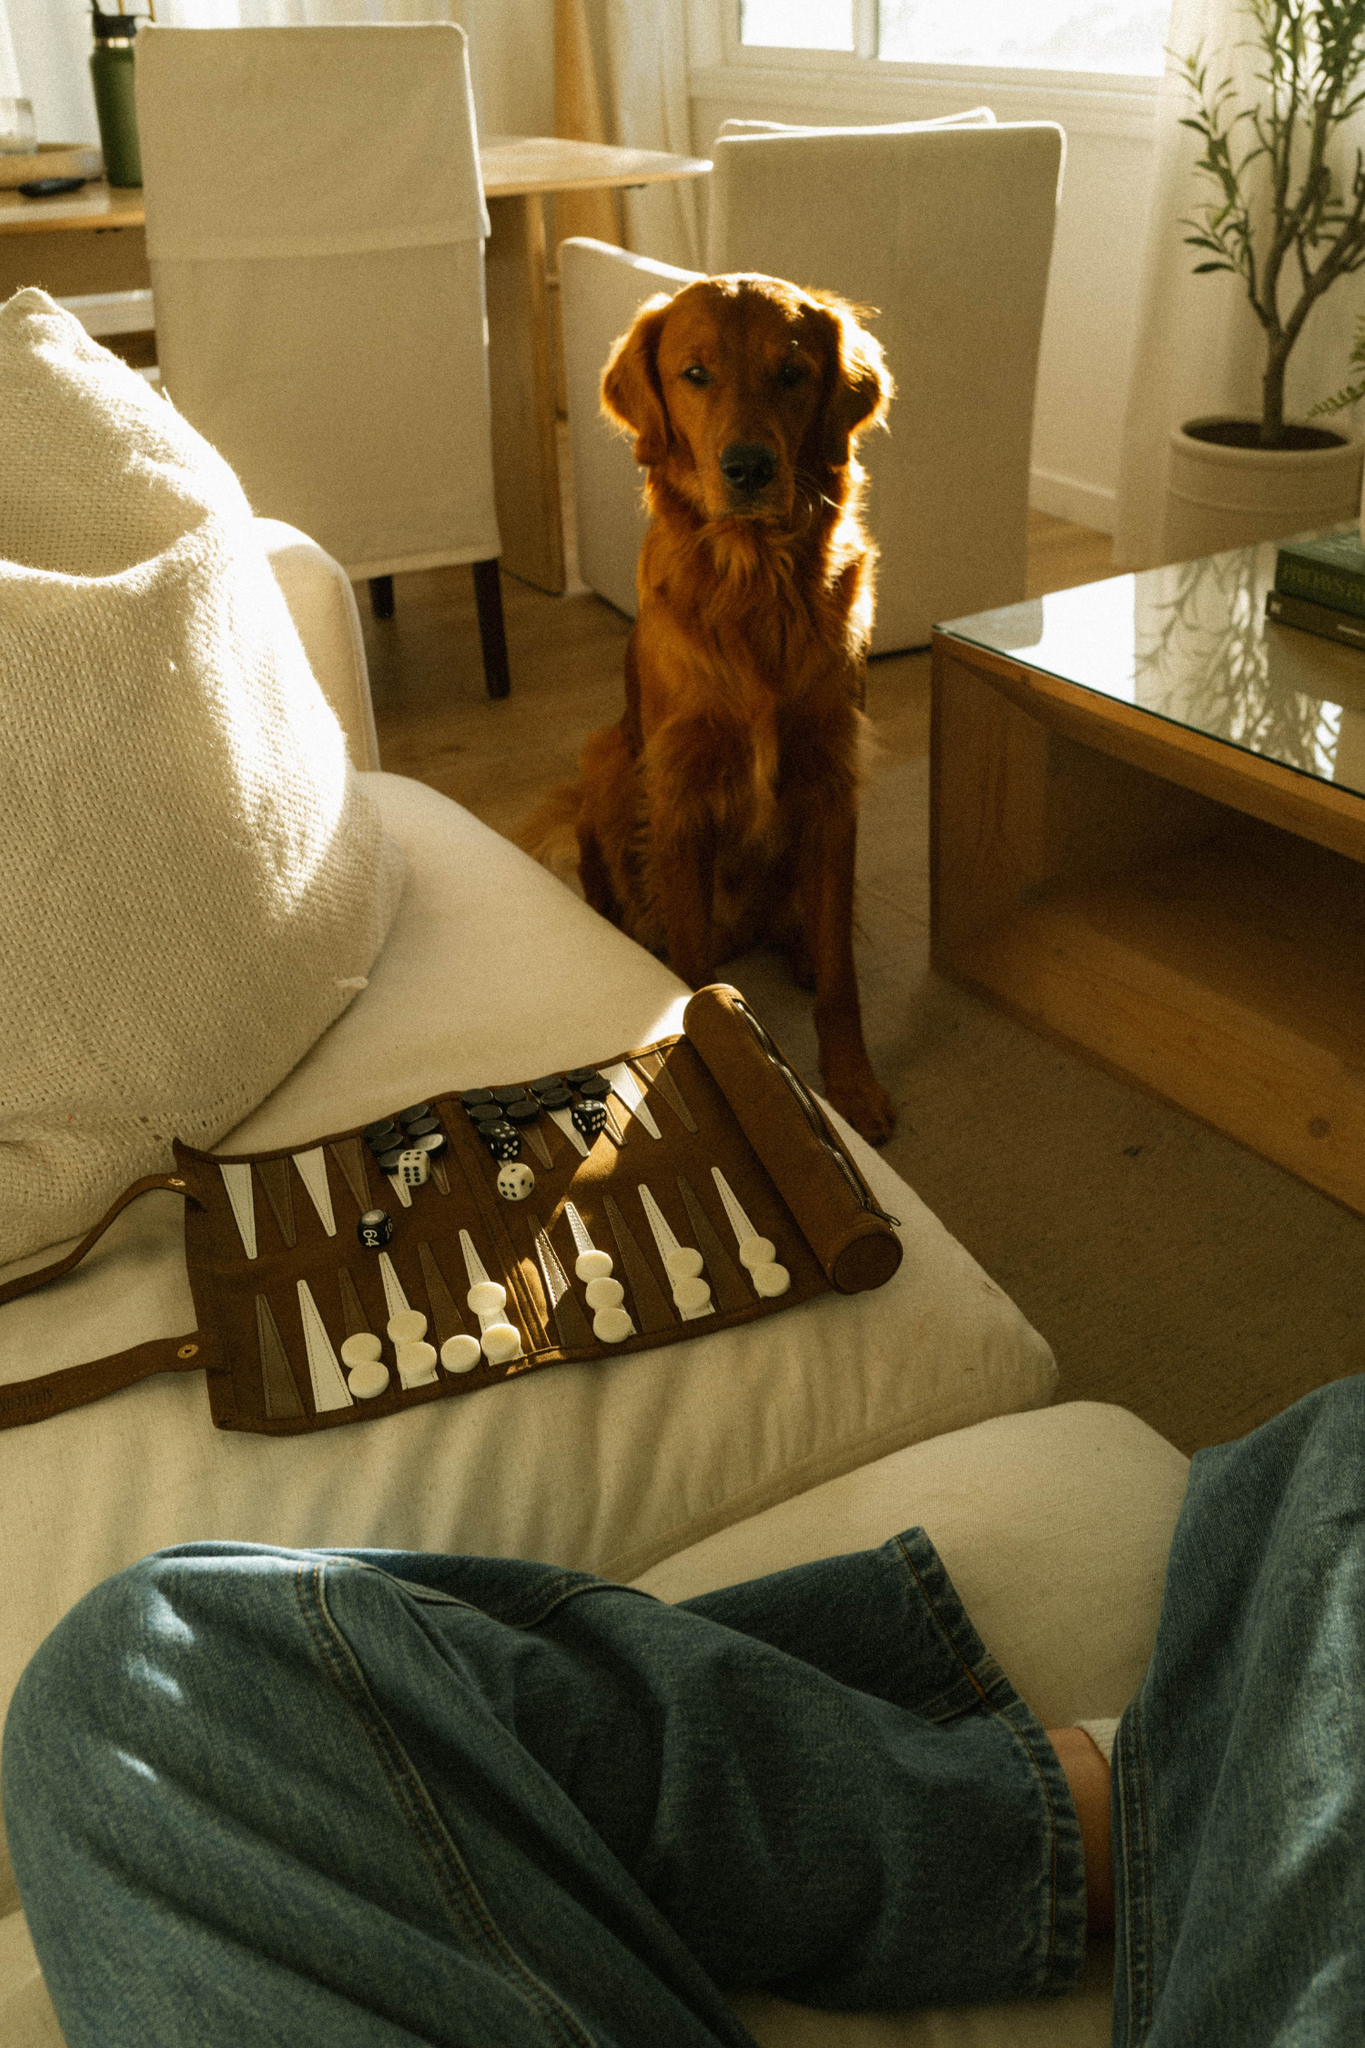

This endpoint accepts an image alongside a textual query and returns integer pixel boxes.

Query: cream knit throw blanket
[0,290,405,1263]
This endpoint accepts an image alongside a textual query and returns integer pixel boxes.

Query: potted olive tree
[1163,0,1365,559]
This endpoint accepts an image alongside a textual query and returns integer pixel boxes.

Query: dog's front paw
[825,1071,895,1147]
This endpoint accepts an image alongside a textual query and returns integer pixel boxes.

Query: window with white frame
[737,1,1171,76]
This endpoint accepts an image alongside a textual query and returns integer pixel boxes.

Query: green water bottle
[90,4,143,189]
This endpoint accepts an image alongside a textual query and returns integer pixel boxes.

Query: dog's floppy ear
[809,293,893,469]
[601,294,675,468]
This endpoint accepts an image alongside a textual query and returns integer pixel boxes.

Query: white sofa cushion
[0,291,404,1266]
[0,775,1058,2036]
[0,775,1056,1800]
[635,1402,1190,2048]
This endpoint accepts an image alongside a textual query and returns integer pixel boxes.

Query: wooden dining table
[0,134,711,593]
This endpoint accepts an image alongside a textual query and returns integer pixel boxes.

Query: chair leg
[368,575,395,620]
[473,558,511,699]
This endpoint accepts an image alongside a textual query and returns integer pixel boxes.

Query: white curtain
[601,0,702,271]
[1115,0,1365,568]
[0,1,22,101]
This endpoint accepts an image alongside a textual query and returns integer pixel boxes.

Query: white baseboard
[1029,466,1117,535]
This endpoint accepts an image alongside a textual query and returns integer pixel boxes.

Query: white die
[398,1148,428,1187]
[496,1161,536,1202]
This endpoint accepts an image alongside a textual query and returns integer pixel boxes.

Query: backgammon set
[0,986,902,1436]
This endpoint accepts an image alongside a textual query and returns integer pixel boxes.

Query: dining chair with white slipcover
[562,116,1064,653]
[135,20,511,698]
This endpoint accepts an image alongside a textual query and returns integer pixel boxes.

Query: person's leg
[1111,1375,1365,2048]
[2,1543,750,2048]
[3,1530,1089,2045]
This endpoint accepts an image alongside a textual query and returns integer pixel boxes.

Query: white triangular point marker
[220,1164,257,1259]
[459,1229,491,1289]
[546,1106,590,1159]
[292,1148,336,1236]
[638,1185,713,1320]
[458,1230,500,1328]
[377,1252,411,1324]
[712,1168,757,1245]
[637,1183,681,1259]
[563,1202,594,1259]
[386,1172,412,1209]
[711,1168,785,1296]
[563,1201,613,1279]
[604,1064,661,1139]
[296,1280,352,1411]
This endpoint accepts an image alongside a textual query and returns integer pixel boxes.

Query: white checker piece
[459,1229,524,1364]
[441,1333,482,1375]
[396,1340,438,1388]
[341,1332,382,1367]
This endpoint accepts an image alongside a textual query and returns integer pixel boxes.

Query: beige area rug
[719,758,1365,1457]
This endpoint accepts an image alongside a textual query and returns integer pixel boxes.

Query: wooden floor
[364,511,1116,839]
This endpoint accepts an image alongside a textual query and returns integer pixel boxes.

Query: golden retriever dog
[521,272,895,1144]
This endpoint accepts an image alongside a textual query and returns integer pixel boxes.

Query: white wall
[8,1,1150,535]
[5,0,555,155]
[686,57,1158,536]
[458,0,552,139]
[7,0,99,146]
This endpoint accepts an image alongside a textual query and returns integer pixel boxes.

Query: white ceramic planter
[1160,417,1363,562]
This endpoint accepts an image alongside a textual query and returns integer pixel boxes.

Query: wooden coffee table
[931,538,1365,1215]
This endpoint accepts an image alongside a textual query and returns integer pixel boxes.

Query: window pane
[878,0,1170,75]
[740,0,856,52]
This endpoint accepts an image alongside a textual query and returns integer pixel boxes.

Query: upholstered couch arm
[255,517,381,772]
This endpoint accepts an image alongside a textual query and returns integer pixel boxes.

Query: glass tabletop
[937,532,1365,801]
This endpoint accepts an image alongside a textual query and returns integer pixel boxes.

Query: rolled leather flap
[680,985,902,1293]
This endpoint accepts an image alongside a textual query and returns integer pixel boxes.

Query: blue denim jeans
[3,1527,1086,2046]
[1111,1375,1365,2047]
[7,1379,1362,2047]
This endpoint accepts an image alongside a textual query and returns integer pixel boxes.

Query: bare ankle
[1047,1726,1115,1934]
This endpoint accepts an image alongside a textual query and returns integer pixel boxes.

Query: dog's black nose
[719,442,778,493]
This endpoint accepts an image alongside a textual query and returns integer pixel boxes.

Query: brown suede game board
[0,988,902,1436]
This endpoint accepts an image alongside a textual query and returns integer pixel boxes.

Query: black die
[571,1100,607,1142]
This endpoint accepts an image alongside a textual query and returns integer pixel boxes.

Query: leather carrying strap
[0,1174,204,1431]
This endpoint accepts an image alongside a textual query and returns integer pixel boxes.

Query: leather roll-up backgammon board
[0,987,903,1436]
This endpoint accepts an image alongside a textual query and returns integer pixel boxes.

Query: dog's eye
[681,365,711,387]
[777,362,805,388]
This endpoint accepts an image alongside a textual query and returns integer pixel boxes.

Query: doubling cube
[357,1208,393,1251]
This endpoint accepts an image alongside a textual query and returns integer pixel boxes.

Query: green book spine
[1274,550,1365,621]
[1264,587,1365,649]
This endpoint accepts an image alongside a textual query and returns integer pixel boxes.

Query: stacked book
[1265,528,1365,649]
